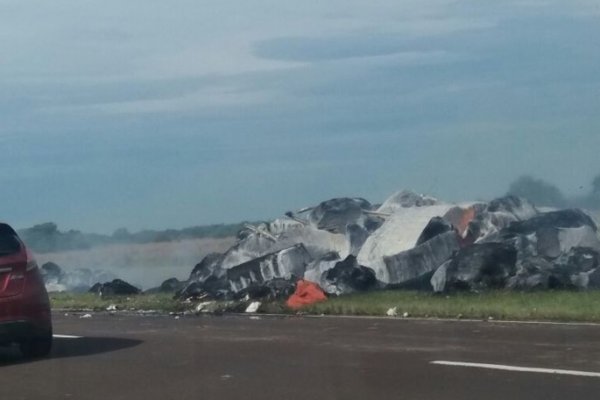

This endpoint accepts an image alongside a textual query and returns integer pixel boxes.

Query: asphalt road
[1,313,599,399]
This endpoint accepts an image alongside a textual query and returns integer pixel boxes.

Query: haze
[2,0,599,233]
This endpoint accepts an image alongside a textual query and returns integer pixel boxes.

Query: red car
[0,222,52,358]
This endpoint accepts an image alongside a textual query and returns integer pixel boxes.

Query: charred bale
[303,252,341,288]
[189,253,225,282]
[383,231,460,286]
[506,256,554,290]
[324,255,378,295]
[146,277,186,294]
[492,209,600,259]
[465,196,538,243]
[234,278,297,301]
[507,209,597,234]
[376,190,439,214]
[176,274,231,300]
[308,198,378,234]
[346,223,370,256]
[431,243,517,292]
[487,196,539,218]
[40,262,64,284]
[89,279,141,296]
[416,217,455,246]
[226,244,313,293]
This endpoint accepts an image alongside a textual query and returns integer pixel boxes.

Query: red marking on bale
[286,280,327,309]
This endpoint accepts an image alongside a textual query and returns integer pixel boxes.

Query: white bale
[357,204,453,282]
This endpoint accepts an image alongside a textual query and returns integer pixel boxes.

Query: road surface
[1,313,599,399]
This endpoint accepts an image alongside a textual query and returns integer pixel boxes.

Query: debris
[416,217,456,246]
[386,307,397,317]
[145,277,186,294]
[40,262,65,284]
[40,262,115,293]
[243,224,278,241]
[324,256,378,295]
[80,313,92,319]
[376,190,439,214]
[190,253,226,283]
[431,243,517,292]
[195,301,217,313]
[177,277,229,301]
[465,196,539,243]
[89,279,141,296]
[234,278,296,302]
[286,280,327,309]
[106,304,117,311]
[176,190,600,305]
[357,202,454,282]
[307,197,377,234]
[443,205,480,238]
[303,252,340,286]
[220,219,347,272]
[347,223,370,256]
[402,312,409,318]
[245,301,261,313]
[227,244,312,293]
[383,231,460,287]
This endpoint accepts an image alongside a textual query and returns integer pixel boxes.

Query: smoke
[36,237,235,290]
[507,174,600,210]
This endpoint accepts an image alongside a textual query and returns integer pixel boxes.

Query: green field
[50,292,186,313]
[50,290,600,323]
[302,290,600,322]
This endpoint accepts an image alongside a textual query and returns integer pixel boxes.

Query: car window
[0,229,21,256]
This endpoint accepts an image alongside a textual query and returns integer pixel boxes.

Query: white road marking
[431,361,600,378]
[53,334,83,339]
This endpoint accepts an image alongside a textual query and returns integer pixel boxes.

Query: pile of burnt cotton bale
[40,262,117,293]
[177,190,600,301]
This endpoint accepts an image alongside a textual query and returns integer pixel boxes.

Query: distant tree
[507,175,567,207]
[112,228,131,241]
[29,222,59,236]
[19,221,249,253]
[18,222,60,253]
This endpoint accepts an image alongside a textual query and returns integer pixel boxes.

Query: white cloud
[39,83,277,115]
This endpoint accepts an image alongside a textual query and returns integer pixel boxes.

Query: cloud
[1,1,599,232]
[42,84,276,115]
[253,19,494,62]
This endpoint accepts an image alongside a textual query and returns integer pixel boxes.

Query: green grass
[303,290,600,322]
[50,290,600,323]
[50,292,186,313]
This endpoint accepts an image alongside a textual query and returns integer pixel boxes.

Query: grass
[303,290,600,322]
[50,290,600,323]
[50,292,186,313]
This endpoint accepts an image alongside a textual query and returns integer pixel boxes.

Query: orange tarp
[286,280,327,309]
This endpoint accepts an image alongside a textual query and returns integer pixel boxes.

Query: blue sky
[1,0,599,232]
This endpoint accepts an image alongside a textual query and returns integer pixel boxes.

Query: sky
[1,0,599,233]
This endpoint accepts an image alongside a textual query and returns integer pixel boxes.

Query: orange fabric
[456,206,476,236]
[286,280,327,309]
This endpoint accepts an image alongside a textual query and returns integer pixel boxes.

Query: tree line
[18,221,254,254]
